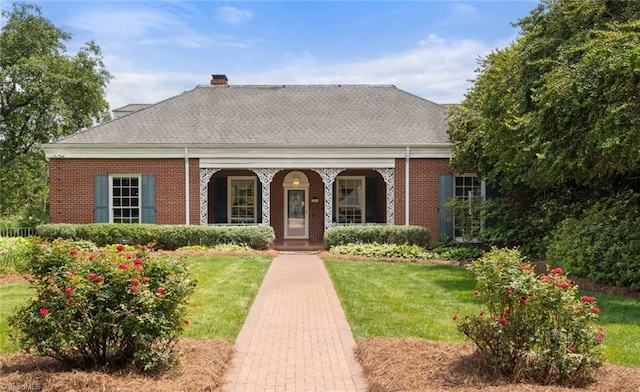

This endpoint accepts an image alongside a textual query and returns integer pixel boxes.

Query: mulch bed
[0,339,234,392]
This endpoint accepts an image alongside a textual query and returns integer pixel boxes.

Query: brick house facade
[44,76,477,247]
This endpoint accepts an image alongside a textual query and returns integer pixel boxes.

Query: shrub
[36,223,275,250]
[0,237,36,273]
[435,246,483,262]
[9,238,195,371]
[454,248,604,385]
[324,225,429,249]
[546,192,640,290]
[331,242,430,259]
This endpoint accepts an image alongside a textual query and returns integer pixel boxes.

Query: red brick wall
[49,158,200,225]
[394,158,452,241]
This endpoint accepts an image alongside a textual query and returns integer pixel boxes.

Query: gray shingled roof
[53,85,450,147]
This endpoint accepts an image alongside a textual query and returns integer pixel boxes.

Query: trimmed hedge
[36,224,275,250]
[323,225,429,249]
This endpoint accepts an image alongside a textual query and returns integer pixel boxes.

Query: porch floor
[271,240,325,252]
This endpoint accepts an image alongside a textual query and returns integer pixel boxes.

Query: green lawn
[324,258,640,368]
[0,254,271,354]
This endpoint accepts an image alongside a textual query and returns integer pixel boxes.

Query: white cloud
[214,6,253,26]
[104,35,500,110]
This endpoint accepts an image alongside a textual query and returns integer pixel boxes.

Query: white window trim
[109,174,142,224]
[336,176,366,224]
[227,176,257,224]
[453,174,485,243]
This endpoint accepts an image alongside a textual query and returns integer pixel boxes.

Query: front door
[285,188,308,238]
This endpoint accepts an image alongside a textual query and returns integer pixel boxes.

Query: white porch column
[312,168,345,231]
[251,169,279,226]
[199,168,220,225]
[375,168,395,225]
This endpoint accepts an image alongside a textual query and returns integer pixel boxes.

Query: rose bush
[9,238,195,371]
[454,248,604,385]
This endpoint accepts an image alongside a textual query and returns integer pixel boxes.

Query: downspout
[184,147,190,225]
[405,146,410,226]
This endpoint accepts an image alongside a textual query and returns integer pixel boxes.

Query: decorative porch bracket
[199,168,220,225]
[251,169,279,226]
[312,168,345,231]
[375,168,395,225]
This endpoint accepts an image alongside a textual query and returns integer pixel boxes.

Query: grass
[182,255,271,342]
[324,258,640,368]
[0,254,271,354]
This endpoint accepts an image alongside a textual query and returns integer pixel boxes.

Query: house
[43,75,483,248]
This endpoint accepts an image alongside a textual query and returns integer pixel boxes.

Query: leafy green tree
[0,3,111,219]
[448,0,640,190]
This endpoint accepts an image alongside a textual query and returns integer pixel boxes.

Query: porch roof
[47,84,450,148]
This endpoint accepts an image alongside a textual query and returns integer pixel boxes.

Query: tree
[448,0,640,191]
[0,3,111,220]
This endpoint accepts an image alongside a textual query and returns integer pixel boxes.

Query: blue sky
[6,1,538,111]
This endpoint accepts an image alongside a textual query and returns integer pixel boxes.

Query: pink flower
[134,258,143,265]
[126,253,133,259]
[559,281,569,289]
[65,287,73,294]
[39,308,49,317]
[591,306,600,314]
[95,275,104,282]
[143,276,150,283]
[87,273,96,280]
[68,299,75,306]
[568,346,576,353]
[507,289,513,295]
[596,335,604,343]
[116,244,125,251]
[118,263,128,270]
[130,285,137,292]
[157,287,165,294]
[131,278,140,285]
[580,296,597,303]
[497,263,504,270]
[550,267,563,275]
[541,276,550,283]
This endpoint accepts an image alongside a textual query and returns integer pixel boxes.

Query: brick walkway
[225,254,367,392]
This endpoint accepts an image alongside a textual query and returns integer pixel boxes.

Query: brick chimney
[211,74,228,86]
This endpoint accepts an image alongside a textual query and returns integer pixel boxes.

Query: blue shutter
[438,174,454,240]
[141,175,156,223]
[214,177,228,223]
[365,177,378,223]
[94,175,109,223]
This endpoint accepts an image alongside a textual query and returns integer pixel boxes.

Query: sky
[4,0,539,111]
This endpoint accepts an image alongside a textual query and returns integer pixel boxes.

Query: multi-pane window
[454,175,483,239]
[229,177,256,224]
[336,177,364,224]
[112,176,140,223]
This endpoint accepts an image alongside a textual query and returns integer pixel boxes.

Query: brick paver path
[225,254,367,392]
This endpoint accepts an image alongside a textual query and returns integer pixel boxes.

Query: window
[336,176,365,224]
[228,177,256,224]
[111,176,140,223]
[453,175,484,240]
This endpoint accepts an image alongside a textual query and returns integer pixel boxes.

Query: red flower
[497,263,504,270]
[579,308,585,313]
[519,296,527,305]
[95,275,104,282]
[134,258,143,265]
[184,319,190,326]
[580,295,597,303]
[479,311,485,316]
[131,278,140,285]
[69,250,78,255]
[568,346,576,353]
[126,253,133,259]
[507,289,513,295]
[559,281,569,289]
[591,306,600,314]
[87,273,96,280]
[39,308,49,317]
[541,276,550,283]
[452,314,458,321]
[473,290,479,296]
[143,276,150,283]
[65,287,73,294]
[550,267,563,275]
[504,307,511,315]
[130,285,137,292]
[118,263,128,270]
[116,244,125,251]
[499,317,508,324]
[70,270,76,275]
[596,335,604,343]
[68,299,75,306]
